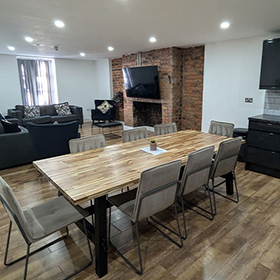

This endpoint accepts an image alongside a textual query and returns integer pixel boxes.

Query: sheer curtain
[17,57,59,106]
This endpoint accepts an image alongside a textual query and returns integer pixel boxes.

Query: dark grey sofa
[0,123,34,170]
[8,103,84,127]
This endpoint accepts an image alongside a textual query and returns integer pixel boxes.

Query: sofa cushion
[15,105,24,115]
[45,104,57,116]
[0,123,5,134]
[51,114,77,123]
[1,120,21,133]
[54,102,72,116]
[22,116,52,126]
[24,106,40,118]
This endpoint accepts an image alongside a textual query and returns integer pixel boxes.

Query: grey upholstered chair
[108,160,182,274]
[69,134,106,224]
[69,134,106,153]
[209,137,242,214]
[178,146,215,239]
[0,176,93,280]
[122,127,148,143]
[154,123,177,136]
[208,120,234,137]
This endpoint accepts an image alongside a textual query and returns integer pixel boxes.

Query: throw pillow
[1,120,21,133]
[54,102,72,116]
[97,100,113,114]
[24,106,40,118]
[0,113,7,122]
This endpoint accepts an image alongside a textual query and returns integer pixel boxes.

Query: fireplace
[133,101,162,127]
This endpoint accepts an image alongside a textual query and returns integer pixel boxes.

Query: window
[17,57,59,106]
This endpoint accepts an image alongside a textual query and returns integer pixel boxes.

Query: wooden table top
[33,130,228,205]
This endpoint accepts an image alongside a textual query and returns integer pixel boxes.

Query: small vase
[150,142,157,151]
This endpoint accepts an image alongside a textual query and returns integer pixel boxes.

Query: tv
[123,66,160,99]
[259,38,280,89]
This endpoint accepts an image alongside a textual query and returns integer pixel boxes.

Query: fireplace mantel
[126,97,168,104]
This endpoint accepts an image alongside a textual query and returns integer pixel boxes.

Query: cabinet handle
[270,133,274,136]
[268,123,272,126]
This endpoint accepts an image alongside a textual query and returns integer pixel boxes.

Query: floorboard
[1,122,280,279]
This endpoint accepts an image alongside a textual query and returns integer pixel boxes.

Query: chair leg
[4,220,93,280]
[211,179,217,215]
[63,219,93,280]
[146,203,183,248]
[180,184,215,221]
[4,221,12,266]
[90,200,94,225]
[23,244,31,280]
[180,196,188,240]
[109,221,143,275]
[211,173,239,208]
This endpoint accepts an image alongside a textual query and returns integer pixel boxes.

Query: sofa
[91,100,116,123]
[8,103,84,127]
[0,122,34,170]
[27,121,80,160]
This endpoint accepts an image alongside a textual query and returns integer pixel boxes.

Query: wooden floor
[1,122,280,280]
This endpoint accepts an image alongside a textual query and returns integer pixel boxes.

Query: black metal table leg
[95,195,108,277]
[225,172,234,195]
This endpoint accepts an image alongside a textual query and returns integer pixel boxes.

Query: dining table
[33,129,233,278]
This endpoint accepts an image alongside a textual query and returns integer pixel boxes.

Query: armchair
[91,100,116,123]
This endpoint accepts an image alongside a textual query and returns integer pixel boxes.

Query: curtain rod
[17,56,54,61]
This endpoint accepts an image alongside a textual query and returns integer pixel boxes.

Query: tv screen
[123,66,160,99]
[260,38,280,89]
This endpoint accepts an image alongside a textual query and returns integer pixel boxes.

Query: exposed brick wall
[182,46,204,131]
[111,46,204,131]
[111,58,124,121]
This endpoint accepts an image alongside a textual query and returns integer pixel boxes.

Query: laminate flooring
[0,123,280,280]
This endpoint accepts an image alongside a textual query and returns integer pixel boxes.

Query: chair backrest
[69,134,106,153]
[154,123,177,136]
[208,120,234,137]
[131,160,181,222]
[27,121,80,160]
[122,127,148,143]
[0,176,32,243]
[178,146,215,197]
[210,137,242,179]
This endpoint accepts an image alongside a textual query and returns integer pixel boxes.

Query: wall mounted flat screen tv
[123,66,160,99]
[260,38,280,89]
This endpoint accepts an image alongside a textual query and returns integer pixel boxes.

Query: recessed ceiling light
[220,21,230,29]
[8,46,15,51]
[149,37,157,43]
[54,20,65,28]
[25,36,34,42]
[80,52,85,57]
[108,46,114,51]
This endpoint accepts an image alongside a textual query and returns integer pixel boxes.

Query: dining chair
[107,160,183,274]
[122,127,148,143]
[69,134,106,225]
[69,134,106,153]
[178,146,215,239]
[208,120,234,137]
[0,176,93,280]
[154,123,177,136]
[209,137,242,214]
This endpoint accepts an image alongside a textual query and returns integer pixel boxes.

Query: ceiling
[1,0,280,60]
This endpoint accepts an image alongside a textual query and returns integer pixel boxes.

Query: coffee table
[92,121,123,135]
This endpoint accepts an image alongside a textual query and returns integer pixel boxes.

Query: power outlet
[245,97,253,103]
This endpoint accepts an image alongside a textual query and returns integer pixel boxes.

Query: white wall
[0,54,21,115]
[95,59,112,99]
[54,58,112,121]
[55,58,98,121]
[202,36,268,132]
